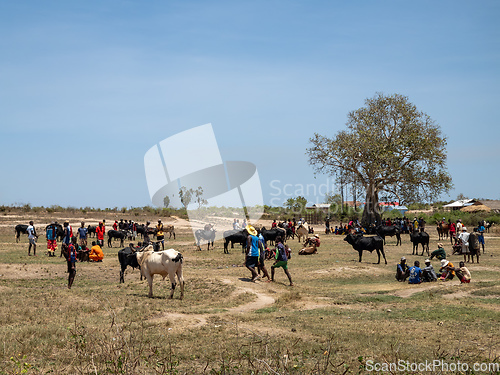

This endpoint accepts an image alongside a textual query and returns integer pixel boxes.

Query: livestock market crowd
[15,214,491,294]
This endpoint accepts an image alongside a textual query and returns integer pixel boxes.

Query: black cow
[223,229,247,254]
[278,222,295,240]
[410,231,429,256]
[344,233,387,264]
[195,227,216,250]
[87,225,97,238]
[107,230,127,247]
[375,225,401,246]
[260,227,286,246]
[14,224,28,242]
[118,246,141,283]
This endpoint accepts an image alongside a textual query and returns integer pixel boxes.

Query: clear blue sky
[1,0,499,209]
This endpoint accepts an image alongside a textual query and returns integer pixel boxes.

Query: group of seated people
[396,244,472,284]
[60,239,104,262]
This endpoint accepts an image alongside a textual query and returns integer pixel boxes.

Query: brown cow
[436,221,449,240]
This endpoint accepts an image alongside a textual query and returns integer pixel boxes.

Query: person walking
[270,236,293,286]
[66,237,78,289]
[27,220,37,256]
[245,225,262,282]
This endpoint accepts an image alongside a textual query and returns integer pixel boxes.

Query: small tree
[179,187,194,209]
[194,186,208,209]
[163,195,170,209]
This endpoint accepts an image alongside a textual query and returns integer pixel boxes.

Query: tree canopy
[307,93,453,226]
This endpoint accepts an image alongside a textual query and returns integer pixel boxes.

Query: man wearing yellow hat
[245,225,263,282]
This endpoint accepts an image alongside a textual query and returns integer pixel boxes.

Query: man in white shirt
[458,227,470,263]
[27,220,37,256]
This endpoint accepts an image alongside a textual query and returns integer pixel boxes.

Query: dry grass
[0,212,499,374]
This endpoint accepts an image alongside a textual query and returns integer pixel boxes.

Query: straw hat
[437,243,443,248]
[441,259,449,267]
[246,225,257,236]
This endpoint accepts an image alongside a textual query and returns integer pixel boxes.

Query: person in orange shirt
[89,241,104,262]
[95,222,105,248]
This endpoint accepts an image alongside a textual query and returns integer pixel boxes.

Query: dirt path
[148,276,276,330]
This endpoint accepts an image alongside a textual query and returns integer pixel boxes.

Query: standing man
[27,220,37,256]
[61,221,72,257]
[325,217,330,234]
[477,221,486,254]
[143,221,151,244]
[156,219,165,250]
[468,228,481,264]
[96,222,105,248]
[46,222,57,257]
[458,227,470,263]
[245,225,262,282]
[78,222,88,248]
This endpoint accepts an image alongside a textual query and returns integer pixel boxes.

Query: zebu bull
[107,229,127,247]
[260,227,286,246]
[195,226,216,250]
[375,225,401,246]
[410,231,430,256]
[118,245,141,283]
[344,233,387,264]
[14,224,28,242]
[223,229,247,254]
[136,247,184,299]
[295,224,309,243]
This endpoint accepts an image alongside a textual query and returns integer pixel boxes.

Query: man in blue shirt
[477,221,485,254]
[78,222,88,247]
[246,225,263,282]
[408,260,422,284]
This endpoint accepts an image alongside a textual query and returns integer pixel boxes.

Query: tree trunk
[361,183,381,228]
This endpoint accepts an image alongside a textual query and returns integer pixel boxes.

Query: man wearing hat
[245,225,263,282]
[430,243,447,261]
[395,257,409,282]
[438,259,455,281]
[422,259,438,282]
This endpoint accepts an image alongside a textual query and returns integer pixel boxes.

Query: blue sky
[1,0,499,209]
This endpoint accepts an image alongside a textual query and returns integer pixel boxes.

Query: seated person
[430,243,447,261]
[453,261,471,284]
[438,259,455,280]
[89,241,104,262]
[408,261,422,284]
[422,259,438,282]
[77,244,90,262]
[395,257,410,282]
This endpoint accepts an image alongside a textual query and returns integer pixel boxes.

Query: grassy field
[0,213,499,374]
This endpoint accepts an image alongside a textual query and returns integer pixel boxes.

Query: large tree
[307,93,453,227]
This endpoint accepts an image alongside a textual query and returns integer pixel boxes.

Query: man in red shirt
[96,222,105,248]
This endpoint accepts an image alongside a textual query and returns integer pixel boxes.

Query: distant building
[474,200,500,213]
[443,199,476,211]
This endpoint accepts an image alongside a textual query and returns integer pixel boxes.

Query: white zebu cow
[136,246,184,299]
